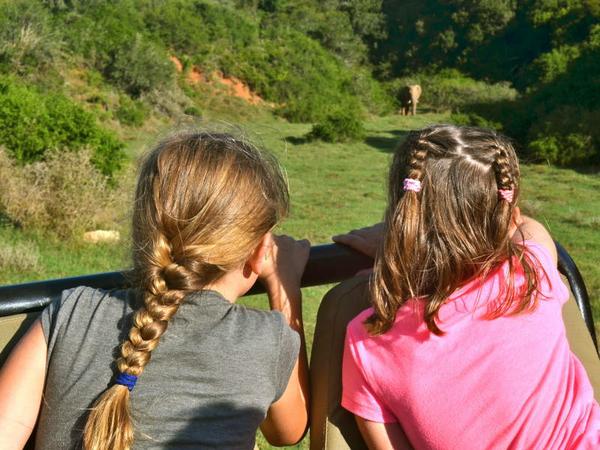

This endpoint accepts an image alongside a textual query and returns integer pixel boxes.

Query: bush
[242,26,366,122]
[0,0,60,76]
[115,96,147,126]
[0,77,125,177]
[105,34,174,98]
[450,112,503,131]
[388,69,518,113]
[528,133,595,166]
[0,148,127,238]
[0,240,40,273]
[525,107,600,165]
[183,105,202,117]
[307,109,365,143]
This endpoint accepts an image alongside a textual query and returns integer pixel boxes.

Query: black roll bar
[0,242,596,350]
[0,244,372,317]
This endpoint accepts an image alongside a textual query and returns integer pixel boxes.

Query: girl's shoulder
[346,307,375,341]
[520,240,570,303]
[40,287,135,344]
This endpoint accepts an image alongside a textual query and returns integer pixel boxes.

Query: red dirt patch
[170,55,264,105]
[169,55,183,73]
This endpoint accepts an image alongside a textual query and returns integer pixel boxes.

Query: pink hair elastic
[403,178,422,193]
[498,189,514,203]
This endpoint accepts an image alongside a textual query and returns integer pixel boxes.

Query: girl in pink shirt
[335,125,600,449]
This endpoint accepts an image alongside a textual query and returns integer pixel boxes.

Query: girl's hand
[259,235,311,445]
[333,222,384,259]
[259,235,310,313]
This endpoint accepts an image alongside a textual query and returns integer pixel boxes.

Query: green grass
[1,112,599,449]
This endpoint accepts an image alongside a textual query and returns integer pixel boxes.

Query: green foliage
[56,1,173,97]
[450,112,502,131]
[504,27,600,165]
[105,34,174,97]
[388,69,517,113]
[529,133,595,166]
[0,147,127,238]
[0,0,61,77]
[526,107,600,166]
[237,26,364,121]
[139,1,389,120]
[183,105,202,117]
[307,109,366,143]
[115,96,147,126]
[143,0,260,71]
[0,77,124,176]
[526,45,581,86]
[375,0,517,77]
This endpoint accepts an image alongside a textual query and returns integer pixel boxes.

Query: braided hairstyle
[83,132,289,450]
[369,125,541,335]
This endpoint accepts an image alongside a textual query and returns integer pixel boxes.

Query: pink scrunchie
[498,189,514,203]
[403,178,422,193]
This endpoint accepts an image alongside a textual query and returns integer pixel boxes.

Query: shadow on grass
[285,135,310,145]
[364,129,408,153]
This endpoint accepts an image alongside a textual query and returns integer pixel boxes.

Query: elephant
[398,84,422,116]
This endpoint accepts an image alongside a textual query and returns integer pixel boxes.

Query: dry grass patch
[0,147,130,238]
[0,240,40,272]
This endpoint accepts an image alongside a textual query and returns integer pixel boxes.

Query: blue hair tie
[115,372,138,391]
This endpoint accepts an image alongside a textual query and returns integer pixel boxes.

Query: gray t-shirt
[36,286,300,449]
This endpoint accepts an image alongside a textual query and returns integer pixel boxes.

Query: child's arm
[512,212,557,265]
[355,417,413,450]
[0,319,47,449]
[259,235,311,446]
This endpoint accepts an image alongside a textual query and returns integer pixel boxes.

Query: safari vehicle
[0,242,597,450]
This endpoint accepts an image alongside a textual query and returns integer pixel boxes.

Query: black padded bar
[0,244,373,317]
[0,242,596,351]
[556,242,598,350]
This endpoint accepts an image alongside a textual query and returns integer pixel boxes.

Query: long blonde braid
[84,132,289,450]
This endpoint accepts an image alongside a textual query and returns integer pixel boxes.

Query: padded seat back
[0,312,39,367]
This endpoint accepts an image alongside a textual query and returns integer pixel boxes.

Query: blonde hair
[369,125,541,336]
[83,132,289,450]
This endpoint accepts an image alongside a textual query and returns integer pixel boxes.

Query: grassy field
[1,112,599,449]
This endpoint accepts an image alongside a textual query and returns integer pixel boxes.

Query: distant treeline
[0,0,598,167]
[374,0,600,165]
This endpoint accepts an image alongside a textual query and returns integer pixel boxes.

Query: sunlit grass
[1,112,599,449]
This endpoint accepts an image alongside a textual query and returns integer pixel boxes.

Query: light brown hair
[83,132,289,450]
[369,125,541,336]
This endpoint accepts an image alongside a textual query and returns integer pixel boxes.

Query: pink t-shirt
[342,241,600,449]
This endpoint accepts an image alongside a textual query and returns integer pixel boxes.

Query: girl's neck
[204,266,258,304]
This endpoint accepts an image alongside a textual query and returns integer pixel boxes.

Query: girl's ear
[247,232,273,275]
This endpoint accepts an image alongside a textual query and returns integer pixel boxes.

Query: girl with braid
[334,125,600,449]
[0,132,310,449]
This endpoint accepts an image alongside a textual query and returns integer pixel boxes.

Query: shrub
[0,0,60,76]
[115,96,147,126]
[526,45,581,86]
[307,109,365,143]
[525,107,600,165]
[450,112,503,131]
[0,240,40,273]
[183,105,202,117]
[0,148,128,238]
[0,77,125,177]
[528,134,595,166]
[242,26,365,122]
[388,69,518,113]
[105,34,174,98]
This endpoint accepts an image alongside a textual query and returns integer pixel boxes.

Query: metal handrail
[0,242,596,350]
[0,244,372,317]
